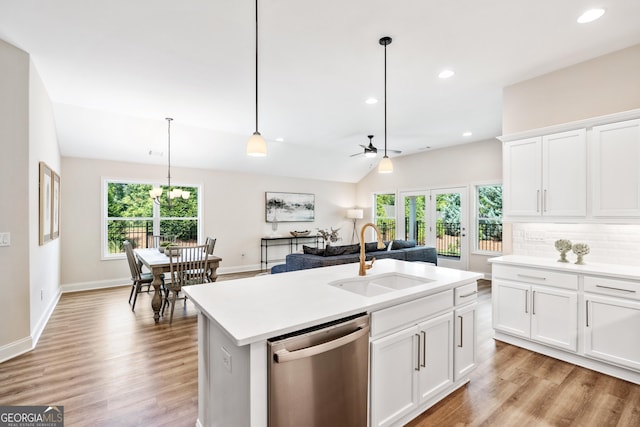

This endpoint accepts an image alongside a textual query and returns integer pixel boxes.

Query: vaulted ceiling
[1,1,639,182]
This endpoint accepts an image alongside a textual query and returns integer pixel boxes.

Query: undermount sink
[329,273,434,297]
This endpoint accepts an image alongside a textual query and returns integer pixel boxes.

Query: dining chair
[164,244,209,324]
[205,236,217,255]
[124,241,164,311]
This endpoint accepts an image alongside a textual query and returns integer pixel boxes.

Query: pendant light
[149,118,190,208]
[246,0,267,156]
[378,36,393,174]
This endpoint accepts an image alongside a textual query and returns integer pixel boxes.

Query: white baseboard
[61,277,130,293]
[0,336,33,364]
[31,288,62,347]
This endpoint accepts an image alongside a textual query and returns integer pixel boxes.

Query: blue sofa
[271,240,437,273]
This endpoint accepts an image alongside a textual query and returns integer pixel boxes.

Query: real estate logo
[0,406,64,427]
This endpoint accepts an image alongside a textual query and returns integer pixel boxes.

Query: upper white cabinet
[503,129,586,219]
[591,119,640,217]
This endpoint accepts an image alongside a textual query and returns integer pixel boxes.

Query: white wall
[356,139,503,275]
[60,157,356,288]
[0,39,61,362]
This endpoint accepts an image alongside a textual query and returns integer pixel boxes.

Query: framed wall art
[39,161,60,245]
[265,192,315,222]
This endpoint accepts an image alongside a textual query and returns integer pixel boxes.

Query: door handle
[525,289,529,314]
[543,189,548,212]
[537,190,540,212]
[421,331,426,368]
[415,333,421,371]
[458,315,463,348]
[273,325,370,363]
[532,290,536,315]
[586,300,590,327]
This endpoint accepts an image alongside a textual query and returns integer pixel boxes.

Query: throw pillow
[325,243,361,256]
[390,239,417,249]
[365,241,388,252]
[303,245,325,256]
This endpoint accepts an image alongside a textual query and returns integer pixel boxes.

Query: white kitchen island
[184,259,482,427]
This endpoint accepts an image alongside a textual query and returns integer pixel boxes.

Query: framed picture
[39,162,53,244]
[52,171,60,239]
[266,192,315,222]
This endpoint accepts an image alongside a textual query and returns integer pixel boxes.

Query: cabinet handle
[532,290,536,315]
[525,290,529,314]
[458,315,463,348]
[595,284,636,293]
[537,190,540,213]
[415,333,421,371]
[586,300,590,327]
[421,331,427,368]
[517,274,547,281]
[543,189,548,212]
[460,291,478,298]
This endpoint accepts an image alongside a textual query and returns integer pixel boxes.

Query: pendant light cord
[166,117,172,207]
[255,0,259,133]
[384,42,387,157]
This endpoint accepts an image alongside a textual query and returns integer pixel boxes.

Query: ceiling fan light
[247,132,267,156]
[364,150,377,158]
[378,156,393,173]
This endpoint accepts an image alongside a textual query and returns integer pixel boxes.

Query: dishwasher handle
[274,325,370,363]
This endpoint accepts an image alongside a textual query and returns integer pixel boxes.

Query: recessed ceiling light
[438,69,455,79]
[275,137,284,142]
[365,97,378,105]
[462,131,472,137]
[577,8,605,23]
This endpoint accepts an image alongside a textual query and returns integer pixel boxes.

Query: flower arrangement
[317,227,341,244]
[554,239,572,263]
[572,243,590,265]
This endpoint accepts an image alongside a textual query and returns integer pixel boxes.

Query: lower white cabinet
[454,303,477,381]
[370,312,453,427]
[493,280,578,351]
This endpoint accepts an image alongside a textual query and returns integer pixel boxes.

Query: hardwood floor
[1,276,638,426]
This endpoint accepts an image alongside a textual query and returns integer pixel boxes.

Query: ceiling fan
[350,135,402,158]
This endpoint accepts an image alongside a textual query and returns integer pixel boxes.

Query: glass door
[427,187,468,270]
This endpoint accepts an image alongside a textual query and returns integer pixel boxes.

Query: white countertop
[489,255,640,281]
[183,259,482,346]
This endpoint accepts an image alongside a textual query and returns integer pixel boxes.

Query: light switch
[0,232,10,247]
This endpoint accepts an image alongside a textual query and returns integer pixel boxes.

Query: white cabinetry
[369,282,478,427]
[503,129,586,219]
[492,265,578,352]
[584,276,640,370]
[591,119,640,217]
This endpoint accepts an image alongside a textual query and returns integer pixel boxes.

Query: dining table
[135,248,223,323]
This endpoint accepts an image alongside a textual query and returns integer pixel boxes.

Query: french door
[399,188,468,270]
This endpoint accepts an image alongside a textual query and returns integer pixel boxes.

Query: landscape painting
[266,192,315,223]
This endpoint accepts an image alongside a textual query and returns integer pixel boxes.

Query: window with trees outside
[475,184,502,254]
[104,181,200,257]
[374,193,396,241]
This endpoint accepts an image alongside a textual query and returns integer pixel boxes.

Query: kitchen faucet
[359,223,386,276]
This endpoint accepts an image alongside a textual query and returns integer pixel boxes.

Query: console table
[260,235,324,270]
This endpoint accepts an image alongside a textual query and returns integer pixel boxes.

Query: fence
[107,219,198,254]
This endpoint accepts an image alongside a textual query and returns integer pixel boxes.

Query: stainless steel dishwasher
[267,313,370,427]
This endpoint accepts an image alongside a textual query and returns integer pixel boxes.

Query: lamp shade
[347,209,364,219]
[378,156,393,173]
[247,132,267,156]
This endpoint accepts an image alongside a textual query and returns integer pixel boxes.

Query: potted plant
[158,241,173,253]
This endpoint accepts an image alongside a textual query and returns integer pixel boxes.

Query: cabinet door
[492,280,530,338]
[454,303,477,381]
[591,119,640,217]
[416,313,453,404]
[503,137,542,216]
[530,286,578,351]
[370,326,418,427]
[584,294,640,370]
[542,129,586,216]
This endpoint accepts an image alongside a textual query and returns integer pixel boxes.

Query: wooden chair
[124,241,164,311]
[164,245,209,324]
[205,236,217,255]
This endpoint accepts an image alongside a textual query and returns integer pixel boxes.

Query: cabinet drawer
[371,290,453,339]
[493,265,577,290]
[454,282,478,306]
[584,276,640,300]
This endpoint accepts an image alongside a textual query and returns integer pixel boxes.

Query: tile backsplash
[511,223,640,267]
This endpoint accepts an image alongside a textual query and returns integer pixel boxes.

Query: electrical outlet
[0,232,10,247]
[221,347,232,372]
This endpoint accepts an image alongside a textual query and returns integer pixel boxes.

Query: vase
[575,254,585,265]
[558,250,569,263]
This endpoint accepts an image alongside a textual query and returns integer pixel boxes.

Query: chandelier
[149,118,190,207]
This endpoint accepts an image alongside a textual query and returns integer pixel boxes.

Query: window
[475,184,502,254]
[104,180,200,258]
[374,193,396,241]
